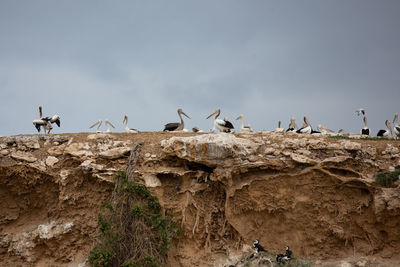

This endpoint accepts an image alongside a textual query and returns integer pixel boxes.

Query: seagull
[236,114,253,132]
[123,115,138,133]
[163,109,191,131]
[206,109,234,133]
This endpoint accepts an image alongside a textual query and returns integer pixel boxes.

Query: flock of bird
[32,106,400,137]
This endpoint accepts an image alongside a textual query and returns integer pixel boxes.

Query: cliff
[0,132,399,266]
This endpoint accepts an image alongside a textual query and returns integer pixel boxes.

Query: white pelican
[286,117,298,132]
[123,115,138,133]
[361,116,370,135]
[105,120,115,132]
[393,113,400,137]
[90,120,102,132]
[296,117,312,134]
[206,109,234,133]
[32,106,56,134]
[163,109,190,131]
[377,120,392,137]
[235,114,253,132]
[317,124,334,134]
[274,121,285,132]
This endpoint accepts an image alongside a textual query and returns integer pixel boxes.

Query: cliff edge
[1,132,399,266]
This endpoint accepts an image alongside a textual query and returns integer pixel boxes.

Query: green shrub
[375,171,400,186]
[89,171,179,266]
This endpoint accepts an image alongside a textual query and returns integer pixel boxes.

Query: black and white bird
[253,239,266,253]
[296,117,312,134]
[236,114,253,132]
[32,106,60,134]
[163,109,190,131]
[377,120,392,137]
[286,117,298,132]
[276,246,293,263]
[393,113,400,137]
[123,115,138,133]
[360,116,370,136]
[206,109,234,133]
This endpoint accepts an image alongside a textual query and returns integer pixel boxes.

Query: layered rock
[0,132,400,266]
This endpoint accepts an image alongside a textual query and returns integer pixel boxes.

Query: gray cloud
[1,0,399,136]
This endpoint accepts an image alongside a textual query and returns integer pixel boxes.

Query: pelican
[123,115,138,133]
[105,120,115,132]
[275,121,285,133]
[361,116,370,135]
[296,117,312,134]
[236,114,253,132]
[393,113,400,137]
[90,120,103,132]
[317,124,334,134]
[286,117,298,132]
[32,106,54,134]
[377,120,392,137]
[206,109,234,133]
[163,109,190,131]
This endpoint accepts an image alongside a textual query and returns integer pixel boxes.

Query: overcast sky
[1,0,399,136]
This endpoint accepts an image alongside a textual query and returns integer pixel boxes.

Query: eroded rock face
[0,132,399,266]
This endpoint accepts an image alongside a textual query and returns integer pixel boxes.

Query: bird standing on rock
[253,239,267,253]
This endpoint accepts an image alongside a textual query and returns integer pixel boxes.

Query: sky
[1,0,399,136]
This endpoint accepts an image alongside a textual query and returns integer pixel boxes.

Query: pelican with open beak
[163,109,190,131]
[236,114,253,132]
[206,109,234,133]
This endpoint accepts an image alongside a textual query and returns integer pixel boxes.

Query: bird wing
[164,122,179,131]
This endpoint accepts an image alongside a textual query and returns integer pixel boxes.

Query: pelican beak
[182,111,191,119]
[387,120,392,135]
[305,117,311,126]
[206,110,217,119]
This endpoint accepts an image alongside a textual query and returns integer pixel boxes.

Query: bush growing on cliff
[89,171,179,267]
[375,170,400,186]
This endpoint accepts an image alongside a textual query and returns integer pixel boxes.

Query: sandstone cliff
[0,132,399,266]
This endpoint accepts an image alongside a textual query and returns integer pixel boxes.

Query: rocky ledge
[0,132,399,266]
